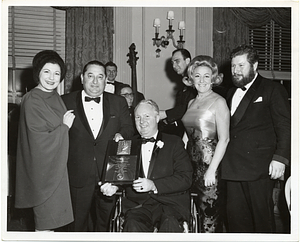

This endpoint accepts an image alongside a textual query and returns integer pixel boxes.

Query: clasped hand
[132,177,156,193]
[63,110,75,128]
[100,177,157,196]
[99,182,118,196]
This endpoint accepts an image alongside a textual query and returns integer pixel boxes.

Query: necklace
[195,90,213,109]
[196,89,213,99]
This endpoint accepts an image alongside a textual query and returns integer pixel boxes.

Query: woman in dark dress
[182,55,230,232]
[15,50,75,231]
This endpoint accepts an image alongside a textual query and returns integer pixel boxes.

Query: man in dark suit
[104,61,124,94]
[101,99,193,232]
[105,61,145,103]
[221,45,291,233]
[62,60,134,232]
[159,49,197,138]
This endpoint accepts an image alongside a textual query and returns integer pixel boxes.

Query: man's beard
[232,66,255,88]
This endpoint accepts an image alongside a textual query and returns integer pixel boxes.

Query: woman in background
[15,50,75,231]
[182,55,230,233]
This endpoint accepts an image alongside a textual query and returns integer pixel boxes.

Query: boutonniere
[156,140,164,149]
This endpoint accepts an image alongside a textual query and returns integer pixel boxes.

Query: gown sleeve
[15,91,69,208]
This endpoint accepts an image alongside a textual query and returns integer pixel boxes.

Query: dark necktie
[107,81,115,85]
[240,86,247,91]
[141,137,156,144]
[85,96,101,103]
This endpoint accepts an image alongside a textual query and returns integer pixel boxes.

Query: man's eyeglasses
[121,93,134,98]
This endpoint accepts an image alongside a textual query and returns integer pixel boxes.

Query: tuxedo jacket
[113,80,145,105]
[165,86,197,124]
[123,132,193,221]
[221,74,291,181]
[62,91,135,188]
[112,81,123,95]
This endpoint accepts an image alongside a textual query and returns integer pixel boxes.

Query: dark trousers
[67,178,116,232]
[226,178,276,233]
[66,157,118,232]
[123,199,184,232]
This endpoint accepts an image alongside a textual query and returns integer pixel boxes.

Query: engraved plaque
[102,139,141,184]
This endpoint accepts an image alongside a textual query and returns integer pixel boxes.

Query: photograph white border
[1,0,299,241]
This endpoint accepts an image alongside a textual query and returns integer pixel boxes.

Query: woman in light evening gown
[182,55,230,233]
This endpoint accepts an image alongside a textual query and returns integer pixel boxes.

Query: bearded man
[221,45,291,233]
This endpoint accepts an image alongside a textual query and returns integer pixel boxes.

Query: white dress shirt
[141,132,158,177]
[82,91,103,139]
[231,73,257,115]
[104,79,115,94]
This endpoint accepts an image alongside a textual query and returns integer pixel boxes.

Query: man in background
[104,61,124,94]
[117,84,145,134]
[159,49,197,138]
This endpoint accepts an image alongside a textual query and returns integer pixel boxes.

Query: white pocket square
[254,97,263,103]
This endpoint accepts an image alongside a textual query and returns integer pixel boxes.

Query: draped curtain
[230,7,291,29]
[213,7,291,88]
[63,7,114,93]
[213,8,249,88]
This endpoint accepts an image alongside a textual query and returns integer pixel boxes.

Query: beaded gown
[182,91,223,233]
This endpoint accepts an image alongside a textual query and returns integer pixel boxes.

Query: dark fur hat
[32,50,66,84]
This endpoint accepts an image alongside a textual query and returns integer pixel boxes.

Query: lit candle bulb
[167,11,174,20]
[178,21,185,30]
[167,11,174,26]
[153,18,161,27]
[178,21,185,36]
[153,18,161,34]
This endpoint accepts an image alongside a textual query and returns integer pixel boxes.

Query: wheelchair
[109,191,200,233]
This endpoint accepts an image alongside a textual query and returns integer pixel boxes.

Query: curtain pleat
[64,7,114,93]
[213,7,291,89]
[213,8,249,88]
[230,7,291,29]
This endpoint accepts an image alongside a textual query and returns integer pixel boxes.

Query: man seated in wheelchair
[100,99,193,232]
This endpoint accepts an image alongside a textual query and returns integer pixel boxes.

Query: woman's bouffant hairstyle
[187,55,223,87]
[32,50,66,84]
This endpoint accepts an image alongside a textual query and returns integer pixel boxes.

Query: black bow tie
[141,137,156,144]
[240,86,247,91]
[107,81,115,85]
[85,96,101,103]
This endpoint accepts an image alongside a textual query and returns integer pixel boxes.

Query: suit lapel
[136,135,146,178]
[114,81,122,95]
[147,132,162,178]
[96,92,110,139]
[76,92,94,138]
[226,87,236,110]
[231,77,262,127]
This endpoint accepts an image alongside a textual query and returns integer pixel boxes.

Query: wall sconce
[152,11,185,58]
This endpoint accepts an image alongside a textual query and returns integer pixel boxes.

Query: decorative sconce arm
[152,12,185,57]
